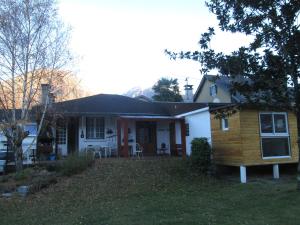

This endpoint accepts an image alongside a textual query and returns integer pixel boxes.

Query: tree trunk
[296,110,300,190]
[15,145,23,172]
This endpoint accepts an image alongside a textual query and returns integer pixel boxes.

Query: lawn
[0,158,299,225]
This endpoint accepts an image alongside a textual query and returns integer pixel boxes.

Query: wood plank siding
[211,111,243,166]
[211,109,298,166]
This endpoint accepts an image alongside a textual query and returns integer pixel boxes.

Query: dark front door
[136,121,157,156]
[67,117,78,154]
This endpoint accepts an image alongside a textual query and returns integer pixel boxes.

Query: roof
[53,94,215,117]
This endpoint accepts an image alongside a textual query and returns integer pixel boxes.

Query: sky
[58,0,252,95]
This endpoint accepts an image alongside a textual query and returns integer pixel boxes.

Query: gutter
[175,107,210,118]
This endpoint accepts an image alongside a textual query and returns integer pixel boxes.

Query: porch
[57,115,187,158]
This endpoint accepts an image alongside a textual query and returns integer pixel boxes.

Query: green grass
[0,158,299,225]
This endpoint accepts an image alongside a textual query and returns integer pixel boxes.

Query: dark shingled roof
[53,94,215,117]
[0,95,233,121]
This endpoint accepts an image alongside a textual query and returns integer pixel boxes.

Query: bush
[58,152,94,176]
[14,168,34,181]
[190,138,213,175]
[29,175,58,194]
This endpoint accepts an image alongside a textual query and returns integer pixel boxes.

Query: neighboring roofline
[175,107,209,118]
[209,103,238,112]
[193,75,232,102]
[119,115,180,120]
[193,75,207,101]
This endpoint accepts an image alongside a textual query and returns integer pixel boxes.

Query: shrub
[190,138,213,174]
[58,152,94,176]
[29,175,58,194]
[14,168,34,181]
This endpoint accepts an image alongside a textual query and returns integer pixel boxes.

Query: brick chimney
[41,84,55,105]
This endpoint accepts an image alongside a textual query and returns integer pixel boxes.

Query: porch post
[123,119,129,157]
[240,165,247,183]
[117,119,121,156]
[180,120,186,158]
[273,164,280,179]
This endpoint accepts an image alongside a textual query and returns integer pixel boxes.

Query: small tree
[152,77,183,102]
[0,0,72,171]
[190,138,212,174]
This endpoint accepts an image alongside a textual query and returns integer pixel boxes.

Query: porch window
[24,123,37,136]
[185,123,190,136]
[86,117,105,139]
[56,125,67,145]
[259,112,290,158]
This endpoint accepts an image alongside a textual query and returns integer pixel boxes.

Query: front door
[169,122,177,156]
[67,117,78,154]
[136,122,157,156]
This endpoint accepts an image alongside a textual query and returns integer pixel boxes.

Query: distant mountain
[123,87,154,99]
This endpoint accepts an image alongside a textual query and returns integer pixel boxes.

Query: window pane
[86,118,94,139]
[95,118,104,139]
[56,126,66,145]
[260,114,273,133]
[274,114,287,133]
[186,123,190,136]
[262,138,290,157]
[24,124,37,136]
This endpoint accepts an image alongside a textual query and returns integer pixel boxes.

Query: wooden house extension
[210,107,298,183]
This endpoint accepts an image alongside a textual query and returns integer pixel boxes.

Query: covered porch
[116,116,186,158]
[56,115,187,158]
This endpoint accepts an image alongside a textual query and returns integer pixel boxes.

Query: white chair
[135,143,143,158]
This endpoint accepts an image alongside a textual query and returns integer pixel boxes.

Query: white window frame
[209,84,217,97]
[221,118,229,131]
[259,112,291,159]
[56,122,67,145]
[86,117,105,140]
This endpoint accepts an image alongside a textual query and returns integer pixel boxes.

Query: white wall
[156,121,170,154]
[184,110,211,156]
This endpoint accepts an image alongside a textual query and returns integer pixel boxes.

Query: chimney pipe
[184,84,193,103]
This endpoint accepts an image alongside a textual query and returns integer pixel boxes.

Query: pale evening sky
[58,0,252,95]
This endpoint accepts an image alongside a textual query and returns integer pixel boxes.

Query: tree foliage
[166,0,299,109]
[166,0,300,188]
[152,77,183,102]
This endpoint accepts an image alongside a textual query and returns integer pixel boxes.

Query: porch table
[85,145,111,158]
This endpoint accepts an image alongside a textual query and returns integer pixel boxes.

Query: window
[209,84,218,97]
[186,123,190,136]
[56,121,66,145]
[86,117,105,139]
[259,112,290,158]
[24,124,37,136]
[221,118,229,131]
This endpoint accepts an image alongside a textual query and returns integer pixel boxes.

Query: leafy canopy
[152,77,183,102]
[166,0,300,110]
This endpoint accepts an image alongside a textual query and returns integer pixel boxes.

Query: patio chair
[135,143,143,158]
[158,143,168,155]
